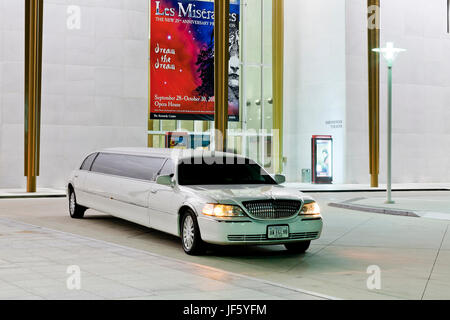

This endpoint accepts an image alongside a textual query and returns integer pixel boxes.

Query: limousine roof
[99,147,248,161]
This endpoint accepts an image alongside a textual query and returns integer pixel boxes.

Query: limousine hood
[183,185,311,204]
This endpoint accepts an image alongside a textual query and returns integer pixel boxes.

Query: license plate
[267,226,289,239]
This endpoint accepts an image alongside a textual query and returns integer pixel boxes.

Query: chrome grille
[227,232,319,242]
[242,200,302,220]
[228,234,266,242]
[289,232,320,240]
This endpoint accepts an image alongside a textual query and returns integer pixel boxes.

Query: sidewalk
[286,182,450,193]
[0,188,66,199]
[0,217,331,300]
[329,194,450,221]
[1,183,449,199]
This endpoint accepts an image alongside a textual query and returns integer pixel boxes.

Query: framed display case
[165,132,211,150]
[312,135,333,184]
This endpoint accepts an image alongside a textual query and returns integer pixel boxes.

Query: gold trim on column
[148,120,154,147]
[148,1,153,148]
[25,0,29,176]
[448,0,450,33]
[25,0,44,193]
[148,39,153,147]
[214,0,230,152]
[273,0,284,174]
[203,120,210,133]
[368,0,380,187]
[36,0,43,176]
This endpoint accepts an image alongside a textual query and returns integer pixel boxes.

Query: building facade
[0,0,149,188]
[1,0,449,189]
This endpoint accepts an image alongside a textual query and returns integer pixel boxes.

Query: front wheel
[285,241,311,254]
[69,189,86,219]
[181,210,205,255]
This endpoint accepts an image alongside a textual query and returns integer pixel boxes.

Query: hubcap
[183,215,195,251]
[69,192,76,215]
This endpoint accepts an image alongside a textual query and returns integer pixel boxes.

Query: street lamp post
[373,42,405,204]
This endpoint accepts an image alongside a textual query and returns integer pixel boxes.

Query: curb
[302,188,450,193]
[329,200,420,218]
[0,194,66,199]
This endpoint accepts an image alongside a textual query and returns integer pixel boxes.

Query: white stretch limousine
[67,148,323,255]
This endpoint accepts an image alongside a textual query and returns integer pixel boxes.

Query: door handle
[150,189,157,194]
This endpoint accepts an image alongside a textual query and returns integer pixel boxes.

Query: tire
[285,241,311,254]
[68,188,86,219]
[181,210,205,255]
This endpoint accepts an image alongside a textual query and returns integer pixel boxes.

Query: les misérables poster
[150,0,240,121]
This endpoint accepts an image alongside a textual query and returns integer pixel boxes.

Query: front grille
[227,232,319,242]
[242,200,302,220]
[289,232,320,240]
[228,234,266,242]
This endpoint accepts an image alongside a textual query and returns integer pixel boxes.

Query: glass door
[240,0,273,171]
[148,0,274,172]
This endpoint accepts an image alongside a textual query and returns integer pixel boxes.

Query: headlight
[201,204,246,217]
[300,202,321,215]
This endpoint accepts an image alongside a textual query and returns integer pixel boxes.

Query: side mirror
[274,174,286,184]
[156,175,174,187]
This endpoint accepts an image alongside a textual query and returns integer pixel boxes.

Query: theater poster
[150,0,240,121]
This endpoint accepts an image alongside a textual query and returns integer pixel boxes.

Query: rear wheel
[69,189,86,219]
[285,241,311,254]
[181,210,205,255]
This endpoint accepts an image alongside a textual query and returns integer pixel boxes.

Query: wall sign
[150,0,240,121]
[325,120,343,129]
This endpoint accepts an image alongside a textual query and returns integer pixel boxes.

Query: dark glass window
[177,157,277,186]
[158,159,175,177]
[91,153,165,181]
[80,153,98,171]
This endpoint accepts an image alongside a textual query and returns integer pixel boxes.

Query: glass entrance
[148,0,275,172]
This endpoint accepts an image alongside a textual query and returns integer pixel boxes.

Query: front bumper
[197,215,323,245]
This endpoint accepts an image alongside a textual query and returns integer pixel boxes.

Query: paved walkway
[0,217,329,300]
[1,194,449,300]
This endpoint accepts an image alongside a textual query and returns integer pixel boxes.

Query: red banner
[150,0,240,121]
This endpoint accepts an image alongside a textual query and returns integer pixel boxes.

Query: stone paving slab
[0,217,332,300]
[1,196,449,299]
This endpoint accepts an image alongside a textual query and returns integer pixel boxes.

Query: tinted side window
[136,156,165,180]
[91,153,165,181]
[158,159,175,177]
[80,153,97,171]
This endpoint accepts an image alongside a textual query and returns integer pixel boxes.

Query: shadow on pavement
[82,212,308,259]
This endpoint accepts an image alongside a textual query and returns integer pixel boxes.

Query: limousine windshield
[177,159,277,186]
